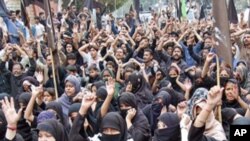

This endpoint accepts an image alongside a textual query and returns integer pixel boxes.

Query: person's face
[91,86,97,94]
[119,103,132,110]
[89,69,98,78]
[143,51,152,63]
[38,131,56,141]
[90,48,97,58]
[172,48,182,60]
[43,91,54,104]
[72,6,77,12]
[126,81,132,92]
[225,82,238,102]
[204,38,212,48]
[140,39,149,48]
[202,49,209,59]
[102,128,120,135]
[12,64,22,77]
[10,13,16,21]
[67,59,76,65]
[70,112,78,122]
[106,65,114,72]
[35,19,40,24]
[157,121,167,129]
[115,48,124,59]
[64,37,72,44]
[166,47,173,56]
[23,84,30,92]
[66,45,73,53]
[243,34,250,47]
[187,33,195,42]
[169,69,178,78]
[135,34,142,42]
[232,46,236,56]
[124,71,132,81]
[65,81,76,97]
[103,70,112,81]
[220,70,229,78]
[46,55,52,66]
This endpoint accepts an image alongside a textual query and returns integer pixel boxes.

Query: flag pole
[216,55,222,123]
[44,0,59,100]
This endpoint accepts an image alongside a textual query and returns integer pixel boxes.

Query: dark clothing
[188,124,217,141]
[37,119,69,141]
[1,58,36,100]
[69,114,91,141]
[155,50,188,75]
[0,61,11,94]
[127,72,153,109]
[153,113,181,141]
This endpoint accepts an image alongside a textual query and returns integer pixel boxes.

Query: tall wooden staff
[44,0,60,100]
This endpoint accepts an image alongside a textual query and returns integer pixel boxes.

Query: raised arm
[100,78,115,118]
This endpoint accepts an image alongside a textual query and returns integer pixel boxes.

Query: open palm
[1,97,22,126]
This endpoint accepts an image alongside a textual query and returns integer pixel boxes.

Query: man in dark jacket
[1,44,36,100]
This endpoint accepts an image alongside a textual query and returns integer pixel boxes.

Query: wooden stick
[216,55,222,122]
[50,48,59,100]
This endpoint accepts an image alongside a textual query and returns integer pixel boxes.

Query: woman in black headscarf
[153,112,181,141]
[18,92,38,141]
[125,71,153,108]
[100,112,127,141]
[46,101,71,133]
[118,92,151,141]
[143,91,172,135]
[37,119,69,141]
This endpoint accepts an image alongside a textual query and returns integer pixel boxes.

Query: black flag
[228,0,238,24]
[199,4,206,20]
[175,0,182,20]
[212,0,232,67]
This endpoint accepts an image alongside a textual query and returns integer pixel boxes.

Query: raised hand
[205,53,215,63]
[1,97,22,127]
[140,63,145,70]
[79,93,96,115]
[177,101,188,118]
[35,71,44,84]
[184,79,192,91]
[126,108,136,121]
[106,78,115,96]
[207,86,224,107]
[31,85,43,97]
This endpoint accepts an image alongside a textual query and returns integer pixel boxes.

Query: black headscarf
[159,87,185,107]
[127,71,153,108]
[118,92,151,141]
[37,119,69,141]
[153,113,181,141]
[68,103,81,116]
[18,92,31,107]
[46,101,69,130]
[146,91,172,134]
[96,86,108,101]
[101,112,127,141]
[91,81,105,91]
[0,110,7,140]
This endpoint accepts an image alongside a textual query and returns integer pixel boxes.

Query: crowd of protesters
[0,2,250,141]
